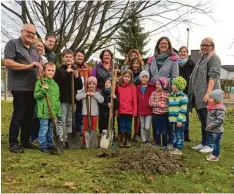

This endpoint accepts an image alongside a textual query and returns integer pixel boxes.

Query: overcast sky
[1,0,234,65]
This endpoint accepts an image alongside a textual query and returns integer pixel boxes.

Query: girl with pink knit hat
[149,77,170,147]
[76,76,104,148]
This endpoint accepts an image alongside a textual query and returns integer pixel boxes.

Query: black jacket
[44,46,57,64]
[99,89,119,116]
[179,58,195,94]
[54,65,83,103]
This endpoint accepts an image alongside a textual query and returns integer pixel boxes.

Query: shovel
[83,73,98,149]
[67,70,81,149]
[100,69,120,148]
[85,96,98,148]
[38,68,64,154]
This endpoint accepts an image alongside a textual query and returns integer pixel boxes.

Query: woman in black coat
[178,46,195,141]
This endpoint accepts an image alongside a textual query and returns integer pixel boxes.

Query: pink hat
[157,77,169,90]
[87,76,97,85]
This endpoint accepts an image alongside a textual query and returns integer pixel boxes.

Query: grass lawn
[1,100,234,193]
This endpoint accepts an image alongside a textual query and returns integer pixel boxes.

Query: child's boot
[124,132,131,148]
[119,133,125,148]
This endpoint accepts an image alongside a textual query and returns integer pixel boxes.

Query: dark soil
[99,144,185,175]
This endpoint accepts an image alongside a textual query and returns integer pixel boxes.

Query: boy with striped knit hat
[168,76,188,155]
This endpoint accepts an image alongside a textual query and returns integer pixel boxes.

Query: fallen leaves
[64,182,77,190]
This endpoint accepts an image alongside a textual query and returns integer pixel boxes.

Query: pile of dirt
[108,144,184,175]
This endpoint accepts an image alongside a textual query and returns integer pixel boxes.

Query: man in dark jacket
[44,34,57,63]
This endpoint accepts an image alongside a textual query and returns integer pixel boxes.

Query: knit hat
[105,77,112,83]
[139,70,149,80]
[87,76,97,85]
[209,89,224,102]
[172,76,187,91]
[157,77,169,90]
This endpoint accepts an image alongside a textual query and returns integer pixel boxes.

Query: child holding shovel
[76,76,104,148]
[34,62,60,154]
[54,49,83,147]
[99,77,119,147]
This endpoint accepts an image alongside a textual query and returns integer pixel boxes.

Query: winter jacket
[117,83,137,116]
[99,89,119,117]
[168,91,188,123]
[206,103,226,132]
[76,90,104,116]
[145,55,179,84]
[136,83,155,115]
[34,77,61,119]
[44,46,57,64]
[91,62,118,90]
[179,58,195,94]
[188,54,221,111]
[54,65,83,103]
[149,90,170,115]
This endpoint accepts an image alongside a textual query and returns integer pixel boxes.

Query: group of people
[4,24,226,162]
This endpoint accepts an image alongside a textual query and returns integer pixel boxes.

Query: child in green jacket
[34,62,61,154]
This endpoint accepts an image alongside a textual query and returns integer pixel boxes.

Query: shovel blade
[55,135,64,154]
[67,132,81,150]
[89,131,98,148]
[100,130,111,148]
[85,131,91,149]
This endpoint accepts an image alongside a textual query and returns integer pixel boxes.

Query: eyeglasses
[23,30,36,36]
[200,44,213,47]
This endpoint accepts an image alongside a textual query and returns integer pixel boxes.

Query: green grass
[1,100,234,193]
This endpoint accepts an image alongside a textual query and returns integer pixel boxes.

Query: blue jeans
[152,114,168,146]
[170,123,185,150]
[38,119,53,149]
[196,108,208,146]
[207,131,223,157]
[118,114,133,133]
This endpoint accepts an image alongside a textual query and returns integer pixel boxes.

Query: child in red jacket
[149,77,170,147]
[117,69,137,148]
[137,70,155,143]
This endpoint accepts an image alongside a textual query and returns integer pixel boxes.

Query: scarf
[178,58,188,67]
[156,54,170,70]
[104,87,111,93]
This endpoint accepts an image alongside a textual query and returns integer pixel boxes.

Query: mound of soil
[107,144,184,175]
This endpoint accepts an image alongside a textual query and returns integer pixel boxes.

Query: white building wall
[227,72,234,79]
[220,68,228,79]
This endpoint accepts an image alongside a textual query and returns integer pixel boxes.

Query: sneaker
[167,144,174,151]
[206,154,219,161]
[199,146,213,153]
[9,144,24,153]
[39,148,52,155]
[170,148,182,155]
[192,144,204,150]
[21,142,38,149]
[206,154,212,159]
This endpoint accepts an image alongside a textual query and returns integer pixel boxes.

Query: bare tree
[1,0,213,60]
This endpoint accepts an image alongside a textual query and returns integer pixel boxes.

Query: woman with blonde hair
[33,38,48,64]
[188,37,221,153]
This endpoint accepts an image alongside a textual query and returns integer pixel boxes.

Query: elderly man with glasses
[4,23,42,153]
